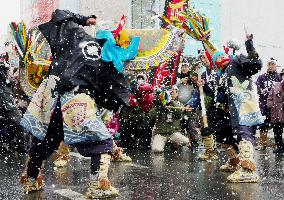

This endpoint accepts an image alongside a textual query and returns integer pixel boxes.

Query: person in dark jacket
[177,58,199,148]
[255,58,282,150]
[20,9,139,198]
[187,50,232,161]
[0,54,26,153]
[119,73,154,150]
[212,34,263,183]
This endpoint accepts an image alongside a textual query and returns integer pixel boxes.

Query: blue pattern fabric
[21,90,112,145]
[96,30,140,73]
[232,92,264,126]
[229,76,264,126]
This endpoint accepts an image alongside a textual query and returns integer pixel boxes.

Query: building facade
[20,0,222,58]
[20,0,130,29]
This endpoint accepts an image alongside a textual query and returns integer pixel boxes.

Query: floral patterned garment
[20,75,112,144]
[229,76,265,126]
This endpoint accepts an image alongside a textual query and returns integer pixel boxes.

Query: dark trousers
[205,107,235,145]
[27,99,64,178]
[273,123,284,148]
[28,138,109,178]
[233,125,256,145]
[120,108,153,149]
[91,154,102,175]
[180,115,198,142]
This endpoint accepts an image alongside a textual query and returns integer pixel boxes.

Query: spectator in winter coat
[267,80,284,153]
[150,86,192,153]
[120,74,154,149]
[255,58,282,150]
[177,58,200,148]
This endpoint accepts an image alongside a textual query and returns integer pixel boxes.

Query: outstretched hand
[246,33,253,40]
[86,18,97,26]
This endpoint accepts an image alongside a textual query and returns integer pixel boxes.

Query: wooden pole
[198,70,208,128]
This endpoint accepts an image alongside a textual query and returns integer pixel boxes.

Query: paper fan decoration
[122,28,184,71]
[10,22,52,96]
[168,7,217,56]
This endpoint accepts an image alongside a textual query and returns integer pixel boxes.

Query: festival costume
[20,9,139,197]
[152,2,262,182]
[220,39,263,182]
[20,155,45,194]
[111,145,132,162]
[86,154,119,198]
[164,6,233,162]
[227,140,259,183]
[52,113,132,168]
[187,68,232,161]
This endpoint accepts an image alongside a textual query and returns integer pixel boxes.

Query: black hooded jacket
[226,39,262,91]
[38,9,129,111]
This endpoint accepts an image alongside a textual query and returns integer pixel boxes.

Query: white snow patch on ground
[54,189,86,200]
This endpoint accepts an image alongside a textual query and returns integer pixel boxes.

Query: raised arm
[51,9,96,26]
[234,37,262,77]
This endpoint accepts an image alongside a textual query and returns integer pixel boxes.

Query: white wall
[220,0,284,72]
[0,0,20,47]
[89,0,129,24]
[59,0,80,13]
